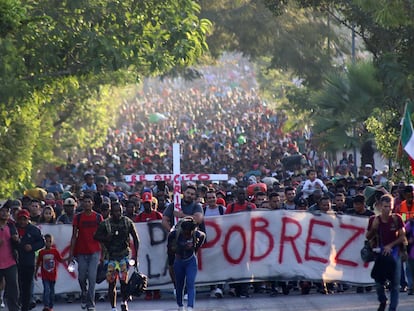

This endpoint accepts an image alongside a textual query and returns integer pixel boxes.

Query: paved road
[28,287,414,311]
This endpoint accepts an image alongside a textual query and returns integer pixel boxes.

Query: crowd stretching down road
[0,55,413,311]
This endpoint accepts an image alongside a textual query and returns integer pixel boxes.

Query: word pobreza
[35,210,374,295]
[124,143,228,211]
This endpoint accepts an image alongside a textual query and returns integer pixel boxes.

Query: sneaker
[377,301,386,311]
[214,288,223,298]
[80,293,87,309]
[239,293,250,298]
[187,307,194,311]
[400,285,408,292]
[145,291,152,300]
[0,298,5,308]
[98,294,105,302]
[173,289,177,298]
[87,308,95,311]
[153,290,161,300]
[121,302,128,311]
[111,308,117,311]
[178,307,185,311]
[183,293,188,301]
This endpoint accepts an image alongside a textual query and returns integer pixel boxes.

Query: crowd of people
[0,54,412,311]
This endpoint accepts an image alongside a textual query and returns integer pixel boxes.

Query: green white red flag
[401,103,414,175]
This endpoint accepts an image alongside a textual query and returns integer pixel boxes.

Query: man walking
[68,194,102,311]
[94,202,139,311]
[16,209,45,311]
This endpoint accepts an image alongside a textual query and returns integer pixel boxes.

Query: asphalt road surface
[26,286,414,311]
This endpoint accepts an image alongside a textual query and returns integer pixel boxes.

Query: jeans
[405,260,413,289]
[42,280,55,308]
[77,252,100,309]
[174,255,197,308]
[407,259,414,289]
[18,265,35,311]
[376,256,402,311]
[0,265,20,311]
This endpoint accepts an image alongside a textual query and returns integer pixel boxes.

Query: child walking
[35,233,64,311]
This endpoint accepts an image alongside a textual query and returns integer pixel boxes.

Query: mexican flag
[401,103,414,175]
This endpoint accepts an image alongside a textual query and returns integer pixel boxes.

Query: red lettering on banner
[305,219,333,264]
[335,223,365,267]
[139,175,147,182]
[198,221,222,270]
[279,216,303,264]
[223,226,246,264]
[197,174,210,181]
[173,174,180,183]
[154,175,162,181]
[185,174,197,181]
[164,175,172,182]
[131,175,137,183]
[250,217,274,261]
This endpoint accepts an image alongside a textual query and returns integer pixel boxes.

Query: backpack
[76,211,101,227]
[103,216,130,235]
[168,217,198,254]
[391,214,408,261]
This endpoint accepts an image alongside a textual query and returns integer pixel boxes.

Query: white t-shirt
[204,205,226,217]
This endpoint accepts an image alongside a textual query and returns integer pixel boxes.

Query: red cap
[141,192,152,203]
[17,209,30,219]
[216,198,226,206]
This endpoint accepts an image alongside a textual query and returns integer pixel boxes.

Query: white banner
[35,211,374,294]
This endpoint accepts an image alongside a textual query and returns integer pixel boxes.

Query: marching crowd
[0,55,412,311]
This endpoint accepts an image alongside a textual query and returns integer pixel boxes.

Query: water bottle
[68,260,76,273]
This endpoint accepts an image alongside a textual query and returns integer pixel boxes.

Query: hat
[365,164,373,169]
[142,192,152,203]
[17,209,30,219]
[11,199,22,208]
[62,191,73,200]
[216,198,226,206]
[64,198,76,206]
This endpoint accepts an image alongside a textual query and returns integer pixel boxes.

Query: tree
[0,0,211,198]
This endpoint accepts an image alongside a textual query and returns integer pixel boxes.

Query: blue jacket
[17,223,45,266]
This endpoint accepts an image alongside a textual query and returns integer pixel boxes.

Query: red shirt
[134,210,163,222]
[73,212,102,255]
[36,247,63,281]
[225,201,257,214]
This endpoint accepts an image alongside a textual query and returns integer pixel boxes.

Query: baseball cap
[365,164,373,169]
[62,191,73,200]
[64,198,76,206]
[142,192,152,203]
[17,209,30,219]
[11,199,22,208]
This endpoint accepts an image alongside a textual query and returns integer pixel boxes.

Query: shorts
[106,257,129,283]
